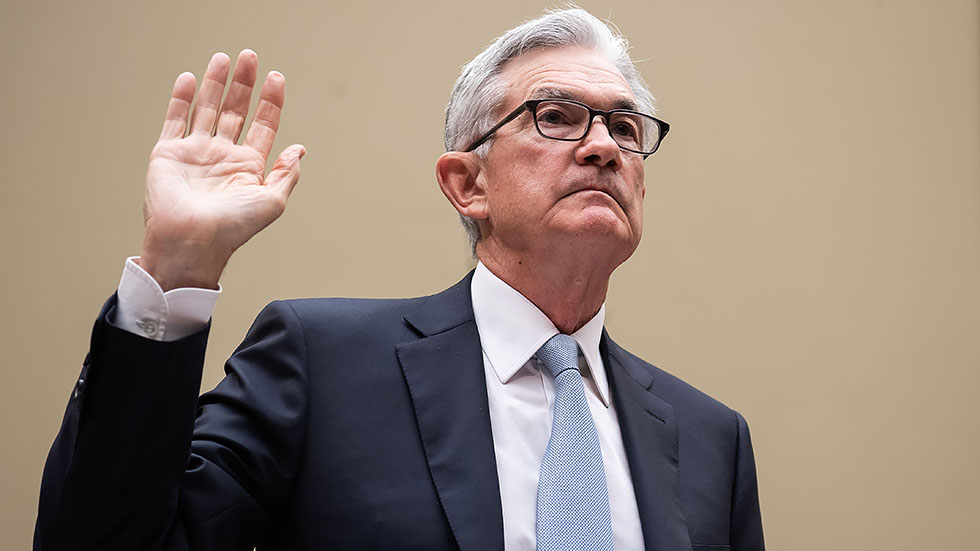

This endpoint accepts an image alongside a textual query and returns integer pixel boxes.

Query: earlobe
[436,152,488,220]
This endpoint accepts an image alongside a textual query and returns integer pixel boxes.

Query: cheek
[484,177,535,221]
[626,171,646,227]
[485,154,553,212]
[631,166,646,204]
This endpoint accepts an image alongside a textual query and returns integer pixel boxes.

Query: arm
[35,297,210,551]
[36,50,307,550]
[35,299,309,551]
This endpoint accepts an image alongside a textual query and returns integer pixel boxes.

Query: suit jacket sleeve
[731,410,765,551]
[35,296,309,551]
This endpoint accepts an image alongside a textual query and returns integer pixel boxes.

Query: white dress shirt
[114,258,644,550]
[471,262,644,551]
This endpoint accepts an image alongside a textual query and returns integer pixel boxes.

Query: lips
[567,183,625,213]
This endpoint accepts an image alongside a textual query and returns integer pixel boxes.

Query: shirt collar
[471,262,610,407]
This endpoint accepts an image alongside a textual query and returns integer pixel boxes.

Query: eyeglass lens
[533,100,659,153]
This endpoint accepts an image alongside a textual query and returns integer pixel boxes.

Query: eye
[541,110,564,124]
[611,119,639,140]
[536,106,574,127]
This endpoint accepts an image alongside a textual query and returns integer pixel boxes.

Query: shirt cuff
[114,256,221,341]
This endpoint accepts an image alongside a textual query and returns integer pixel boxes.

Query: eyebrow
[527,87,639,112]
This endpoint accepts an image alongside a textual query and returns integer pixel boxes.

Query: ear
[436,152,488,220]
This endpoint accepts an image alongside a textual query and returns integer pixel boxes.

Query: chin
[562,220,638,255]
[570,208,635,237]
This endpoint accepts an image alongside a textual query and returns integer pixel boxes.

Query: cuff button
[136,319,159,337]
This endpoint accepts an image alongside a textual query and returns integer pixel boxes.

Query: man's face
[477,46,646,266]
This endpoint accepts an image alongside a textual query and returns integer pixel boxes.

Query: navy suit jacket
[36,272,764,550]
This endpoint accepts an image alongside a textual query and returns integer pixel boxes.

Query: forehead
[498,46,636,110]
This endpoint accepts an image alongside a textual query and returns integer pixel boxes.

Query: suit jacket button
[72,378,85,400]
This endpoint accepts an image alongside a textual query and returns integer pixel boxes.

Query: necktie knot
[536,334,580,379]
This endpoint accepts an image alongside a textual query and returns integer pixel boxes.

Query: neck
[477,238,624,334]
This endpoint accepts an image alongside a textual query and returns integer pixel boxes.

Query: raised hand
[139,50,305,291]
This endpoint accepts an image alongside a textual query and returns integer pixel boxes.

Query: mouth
[568,185,625,213]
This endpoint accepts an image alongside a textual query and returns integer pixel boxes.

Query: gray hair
[443,7,657,256]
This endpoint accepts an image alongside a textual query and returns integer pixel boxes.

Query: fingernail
[298,147,307,160]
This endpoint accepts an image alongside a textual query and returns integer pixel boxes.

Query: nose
[575,115,622,170]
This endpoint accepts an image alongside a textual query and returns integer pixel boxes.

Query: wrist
[138,239,229,292]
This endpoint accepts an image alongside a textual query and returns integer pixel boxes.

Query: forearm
[36,298,310,551]
[35,297,209,550]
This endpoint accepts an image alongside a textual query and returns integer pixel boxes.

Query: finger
[159,72,197,140]
[215,49,258,142]
[266,144,307,199]
[188,52,231,135]
[243,71,286,159]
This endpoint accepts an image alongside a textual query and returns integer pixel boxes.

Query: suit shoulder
[255,296,423,336]
[259,272,474,335]
[272,295,427,320]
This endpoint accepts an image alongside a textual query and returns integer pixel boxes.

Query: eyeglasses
[464,98,670,158]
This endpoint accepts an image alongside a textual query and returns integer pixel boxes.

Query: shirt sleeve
[113,257,221,341]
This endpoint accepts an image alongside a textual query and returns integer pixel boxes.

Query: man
[36,8,764,551]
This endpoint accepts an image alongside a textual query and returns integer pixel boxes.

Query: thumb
[267,144,306,198]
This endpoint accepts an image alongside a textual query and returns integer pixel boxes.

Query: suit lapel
[396,273,505,551]
[394,274,693,551]
[604,333,694,551]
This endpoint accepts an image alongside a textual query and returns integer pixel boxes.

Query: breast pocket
[692,545,731,551]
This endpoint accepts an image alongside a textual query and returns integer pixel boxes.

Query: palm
[139,50,305,290]
[146,136,276,252]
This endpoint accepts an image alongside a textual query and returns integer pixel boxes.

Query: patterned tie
[535,334,615,551]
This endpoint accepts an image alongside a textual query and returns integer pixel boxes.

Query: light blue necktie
[535,334,615,551]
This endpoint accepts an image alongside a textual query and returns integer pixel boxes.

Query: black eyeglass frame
[463,98,670,158]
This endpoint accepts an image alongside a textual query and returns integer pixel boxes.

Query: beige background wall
[2,0,977,549]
